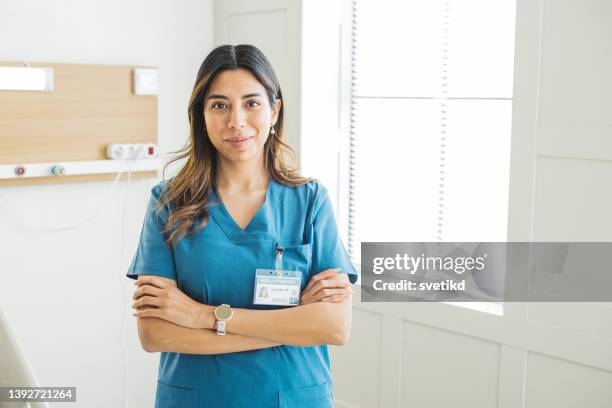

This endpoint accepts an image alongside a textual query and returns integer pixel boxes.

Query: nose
[227,106,246,129]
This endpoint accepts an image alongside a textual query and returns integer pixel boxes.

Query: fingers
[320,294,350,303]
[135,276,169,289]
[132,295,162,310]
[303,268,341,292]
[315,288,352,299]
[133,284,162,300]
[301,292,350,305]
[300,286,353,305]
[133,308,164,319]
[304,277,350,297]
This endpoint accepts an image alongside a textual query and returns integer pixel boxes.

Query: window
[348,0,517,262]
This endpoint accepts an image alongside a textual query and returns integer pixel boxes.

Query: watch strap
[216,319,227,336]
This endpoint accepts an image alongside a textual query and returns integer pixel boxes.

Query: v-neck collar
[208,178,279,240]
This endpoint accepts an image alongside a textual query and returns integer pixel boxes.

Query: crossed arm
[133,270,353,354]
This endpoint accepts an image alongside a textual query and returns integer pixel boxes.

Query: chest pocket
[277,242,313,290]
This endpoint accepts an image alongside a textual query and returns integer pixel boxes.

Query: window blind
[348,0,517,262]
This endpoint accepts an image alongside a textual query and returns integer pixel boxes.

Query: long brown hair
[157,44,310,247]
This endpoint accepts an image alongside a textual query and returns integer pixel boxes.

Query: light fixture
[0,66,54,91]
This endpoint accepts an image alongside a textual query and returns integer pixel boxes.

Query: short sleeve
[126,183,177,281]
[309,185,358,284]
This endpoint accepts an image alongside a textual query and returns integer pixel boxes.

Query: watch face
[215,304,232,320]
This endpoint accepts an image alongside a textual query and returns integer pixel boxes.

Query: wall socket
[106,143,158,160]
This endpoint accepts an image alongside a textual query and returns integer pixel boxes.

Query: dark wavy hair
[157,44,309,246]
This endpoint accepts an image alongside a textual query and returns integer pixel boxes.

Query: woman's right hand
[300,268,353,305]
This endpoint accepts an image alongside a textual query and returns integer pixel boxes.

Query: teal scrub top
[126,177,358,408]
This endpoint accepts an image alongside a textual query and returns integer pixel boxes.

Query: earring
[270,127,276,135]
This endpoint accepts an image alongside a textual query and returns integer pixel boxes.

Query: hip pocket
[279,381,333,408]
[155,380,198,408]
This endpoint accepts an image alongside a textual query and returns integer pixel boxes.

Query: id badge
[253,269,302,306]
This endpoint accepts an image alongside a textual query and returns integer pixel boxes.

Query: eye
[246,100,261,108]
[211,102,227,110]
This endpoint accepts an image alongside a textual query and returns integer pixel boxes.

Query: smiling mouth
[226,136,254,142]
[225,136,255,147]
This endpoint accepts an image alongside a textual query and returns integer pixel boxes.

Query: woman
[127,44,358,408]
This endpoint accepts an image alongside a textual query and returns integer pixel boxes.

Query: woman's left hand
[300,268,353,305]
[132,276,214,329]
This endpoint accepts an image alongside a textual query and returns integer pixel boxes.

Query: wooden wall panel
[0,62,158,185]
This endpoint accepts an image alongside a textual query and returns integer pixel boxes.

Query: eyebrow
[206,93,263,101]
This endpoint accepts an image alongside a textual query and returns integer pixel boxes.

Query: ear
[270,98,282,126]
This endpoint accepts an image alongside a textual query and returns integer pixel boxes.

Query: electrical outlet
[106,143,158,160]
[106,144,125,160]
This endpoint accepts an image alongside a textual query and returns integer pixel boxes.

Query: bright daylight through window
[348,0,517,267]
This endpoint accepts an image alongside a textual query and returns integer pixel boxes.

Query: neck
[215,156,269,193]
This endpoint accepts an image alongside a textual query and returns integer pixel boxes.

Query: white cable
[0,149,146,233]
[119,158,135,408]
[0,145,156,407]
[0,166,126,232]
[117,146,157,408]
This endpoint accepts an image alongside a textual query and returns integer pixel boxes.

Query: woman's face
[203,68,281,165]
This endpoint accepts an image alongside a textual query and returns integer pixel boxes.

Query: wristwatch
[214,304,233,336]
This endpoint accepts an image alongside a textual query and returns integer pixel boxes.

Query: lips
[226,136,253,142]
[225,135,255,148]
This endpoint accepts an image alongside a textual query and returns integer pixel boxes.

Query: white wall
[0,1,213,407]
